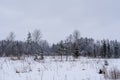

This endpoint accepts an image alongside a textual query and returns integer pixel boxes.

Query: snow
[0,56,120,80]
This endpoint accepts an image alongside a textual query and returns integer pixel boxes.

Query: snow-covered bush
[16,66,32,73]
[99,66,106,74]
[104,60,109,66]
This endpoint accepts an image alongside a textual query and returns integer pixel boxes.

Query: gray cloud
[0,0,120,43]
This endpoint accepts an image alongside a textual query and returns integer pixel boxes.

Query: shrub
[104,60,109,66]
[103,67,120,80]
[109,68,120,80]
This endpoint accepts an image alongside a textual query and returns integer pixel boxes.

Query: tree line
[0,29,120,58]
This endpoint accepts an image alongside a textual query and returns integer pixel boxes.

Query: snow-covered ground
[0,56,120,80]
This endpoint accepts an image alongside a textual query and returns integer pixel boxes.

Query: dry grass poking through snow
[103,67,120,80]
[0,56,120,80]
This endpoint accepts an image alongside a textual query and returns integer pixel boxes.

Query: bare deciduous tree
[32,29,42,44]
[73,30,80,43]
[7,32,15,41]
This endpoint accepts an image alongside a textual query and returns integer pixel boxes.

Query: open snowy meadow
[0,56,120,80]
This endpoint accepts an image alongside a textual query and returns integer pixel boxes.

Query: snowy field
[0,56,120,80]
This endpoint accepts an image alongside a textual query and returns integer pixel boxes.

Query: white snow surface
[0,56,120,80]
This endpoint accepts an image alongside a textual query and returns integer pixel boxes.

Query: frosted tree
[65,34,73,61]
[27,32,32,44]
[26,32,32,55]
[72,30,80,58]
[32,29,43,55]
[114,40,119,58]
[5,32,16,56]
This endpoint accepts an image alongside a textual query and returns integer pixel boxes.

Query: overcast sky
[0,0,120,43]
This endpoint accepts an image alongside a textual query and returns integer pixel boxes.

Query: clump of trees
[0,29,50,57]
[0,29,120,58]
[51,30,120,58]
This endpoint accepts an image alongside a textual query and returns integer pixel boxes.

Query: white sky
[0,0,120,43]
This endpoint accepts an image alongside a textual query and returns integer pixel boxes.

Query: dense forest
[0,29,120,58]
